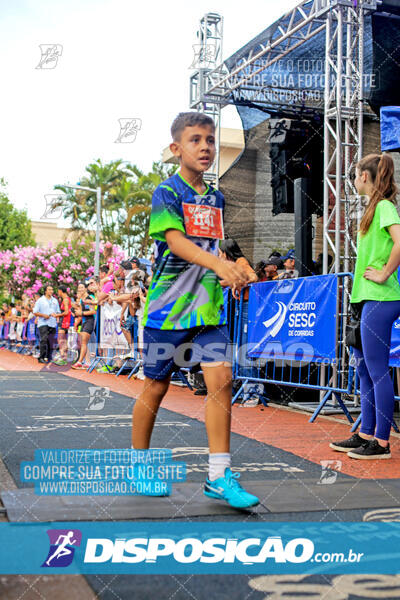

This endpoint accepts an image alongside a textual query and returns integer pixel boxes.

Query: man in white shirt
[33,285,60,364]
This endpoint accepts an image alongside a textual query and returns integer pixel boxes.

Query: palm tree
[108,177,151,255]
[55,159,130,237]
[53,159,178,255]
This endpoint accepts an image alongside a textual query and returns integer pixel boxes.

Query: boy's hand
[215,259,249,290]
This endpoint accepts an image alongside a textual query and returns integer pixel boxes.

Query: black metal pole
[294,178,313,277]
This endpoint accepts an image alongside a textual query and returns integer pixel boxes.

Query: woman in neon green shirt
[330,153,400,459]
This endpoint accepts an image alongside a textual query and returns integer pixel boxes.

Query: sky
[0,0,299,223]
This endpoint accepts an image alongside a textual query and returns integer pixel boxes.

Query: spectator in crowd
[1,248,157,377]
[255,257,281,282]
[109,263,145,359]
[276,249,299,279]
[33,285,60,364]
[53,285,72,365]
[97,264,115,304]
[219,239,257,298]
[268,251,284,270]
[129,257,141,269]
[313,252,333,275]
[71,281,97,370]
[71,282,85,335]
[8,303,19,345]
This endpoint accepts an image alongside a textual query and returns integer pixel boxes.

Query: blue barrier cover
[380,106,400,151]
[26,319,36,342]
[389,317,400,367]
[247,275,338,362]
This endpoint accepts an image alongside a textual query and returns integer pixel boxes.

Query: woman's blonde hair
[358,153,397,235]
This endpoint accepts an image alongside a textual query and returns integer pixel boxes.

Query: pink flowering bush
[0,239,125,298]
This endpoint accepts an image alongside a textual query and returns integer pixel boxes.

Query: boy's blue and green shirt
[142,172,226,330]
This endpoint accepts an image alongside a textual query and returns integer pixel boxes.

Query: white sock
[208,453,231,481]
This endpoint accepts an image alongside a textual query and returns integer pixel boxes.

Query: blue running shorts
[143,325,232,381]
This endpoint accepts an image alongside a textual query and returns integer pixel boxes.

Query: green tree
[120,161,178,255]
[53,159,177,256]
[0,179,34,250]
[54,159,129,239]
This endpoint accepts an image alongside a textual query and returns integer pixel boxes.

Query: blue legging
[353,300,400,440]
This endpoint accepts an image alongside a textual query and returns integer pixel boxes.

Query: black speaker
[369,13,400,116]
[269,118,323,217]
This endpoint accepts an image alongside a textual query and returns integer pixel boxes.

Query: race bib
[182,203,224,240]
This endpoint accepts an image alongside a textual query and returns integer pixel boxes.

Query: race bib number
[182,203,224,239]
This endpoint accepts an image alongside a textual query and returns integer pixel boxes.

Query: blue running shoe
[204,468,259,509]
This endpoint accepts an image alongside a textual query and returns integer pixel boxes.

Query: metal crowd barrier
[88,307,128,373]
[0,318,39,354]
[231,273,357,423]
[231,272,400,431]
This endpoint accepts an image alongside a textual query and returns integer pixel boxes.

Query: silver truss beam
[321,0,375,393]
[322,0,376,276]
[192,0,330,107]
[189,0,376,257]
[189,13,224,188]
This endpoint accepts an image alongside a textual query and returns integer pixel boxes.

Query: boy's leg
[202,360,259,508]
[197,324,259,509]
[202,364,232,453]
[133,326,187,448]
[132,376,170,449]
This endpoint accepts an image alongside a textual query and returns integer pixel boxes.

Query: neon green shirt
[351,199,400,303]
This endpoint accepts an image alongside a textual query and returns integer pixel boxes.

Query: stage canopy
[223,0,400,130]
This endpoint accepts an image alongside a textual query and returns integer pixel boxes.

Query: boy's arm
[165,229,249,289]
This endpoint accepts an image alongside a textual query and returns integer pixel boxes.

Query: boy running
[132,112,259,509]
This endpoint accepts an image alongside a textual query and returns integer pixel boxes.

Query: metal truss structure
[190,0,377,272]
[189,13,224,187]
[323,0,376,277]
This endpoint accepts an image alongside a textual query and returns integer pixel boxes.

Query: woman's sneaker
[348,439,391,459]
[329,433,370,453]
[71,362,84,370]
[204,468,259,509]
[53,358,68,366]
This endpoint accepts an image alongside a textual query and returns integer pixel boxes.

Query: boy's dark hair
[171,112,215,141]
[99,264,109,274]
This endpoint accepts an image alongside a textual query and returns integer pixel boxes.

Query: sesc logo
[42,529,82,567]
[263,302,287,338]
[84,536,314,565]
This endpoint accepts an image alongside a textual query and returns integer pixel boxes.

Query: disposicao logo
[83,536,314,564]
[42,529,82,567]
[263,301,287,338]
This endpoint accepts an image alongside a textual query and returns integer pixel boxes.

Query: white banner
[99,302,129,349]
